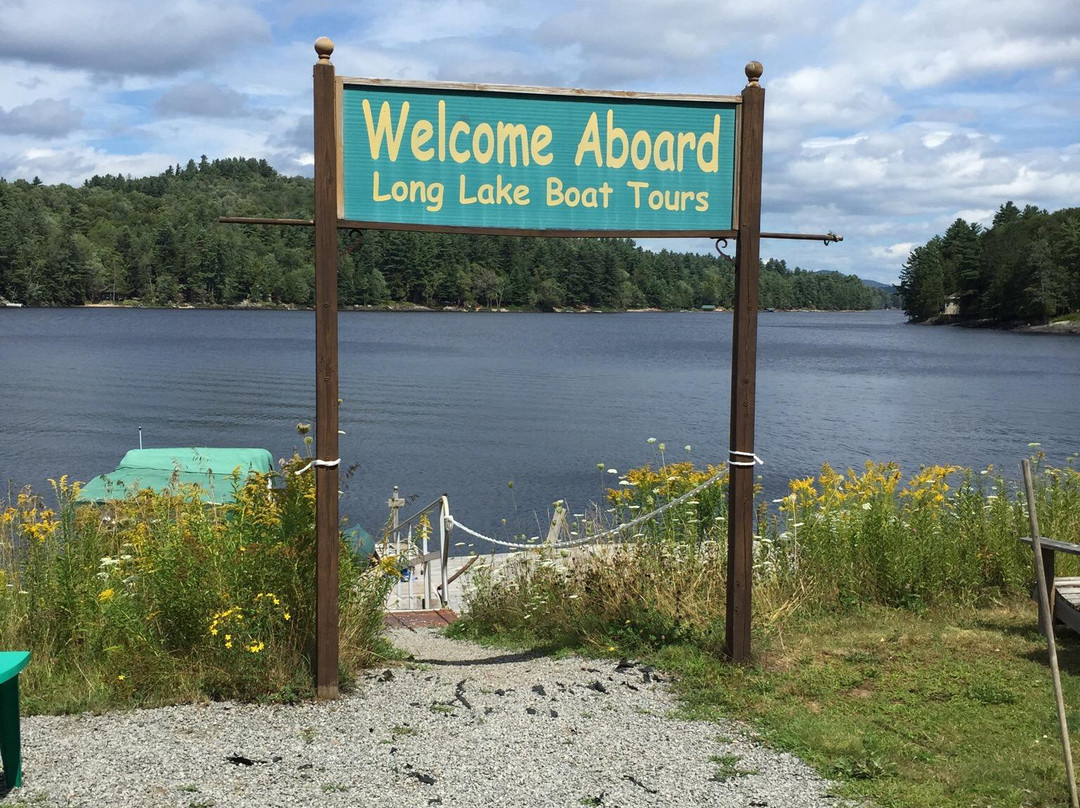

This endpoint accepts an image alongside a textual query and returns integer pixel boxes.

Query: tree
[471,265,505,308]
[899,239,945,322]
[1022,237,1068,323]
[940,218,982,317]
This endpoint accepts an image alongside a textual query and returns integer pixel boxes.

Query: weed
[709,753,759,782]
[1,456,397,714]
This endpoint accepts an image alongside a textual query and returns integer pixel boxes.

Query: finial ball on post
[745,61,763,86]
[315,37,335,62]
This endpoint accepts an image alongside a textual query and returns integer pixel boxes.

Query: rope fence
[445,462,736,551]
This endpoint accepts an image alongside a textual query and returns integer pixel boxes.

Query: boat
[77,446,377,557]
[77,447,273,505]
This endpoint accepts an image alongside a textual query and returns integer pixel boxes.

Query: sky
[0,0,1077,284]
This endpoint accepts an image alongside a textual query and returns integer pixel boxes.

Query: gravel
[16,628,846,807]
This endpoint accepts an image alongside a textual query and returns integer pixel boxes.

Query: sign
[338,79,739,236]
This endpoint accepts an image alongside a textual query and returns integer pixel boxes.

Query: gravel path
[15,629,843,807]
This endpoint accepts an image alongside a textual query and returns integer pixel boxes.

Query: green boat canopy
[77,447,274,505]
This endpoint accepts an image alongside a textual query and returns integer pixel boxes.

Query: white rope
[446,465,729,551]
[728,450,764,468]
[294,458,341,475]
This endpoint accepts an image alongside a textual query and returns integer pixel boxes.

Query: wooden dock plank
[385,609,458,629]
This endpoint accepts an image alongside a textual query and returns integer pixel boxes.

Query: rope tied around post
[294,458,341,475]
[728,450,764,468]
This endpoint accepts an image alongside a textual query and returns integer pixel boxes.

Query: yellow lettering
[697,114,721,173]
[676,132,696,172]
[627,180,648,208]
[654,132,675,172]
[497,122,530,167]
[459,173,476,204]
[450,121,471,163]
[630,131,651,171]
[695,191,709,212]
[438,100,446,162]
[372,170,390,202]
[473,122,495,164]
[531,126,553,166]
[426,181,445,212]
[361,100,409,161]
[605,109,628,169]
[574,113,602,167]
[546,176,564,205]
[411,120,434,162]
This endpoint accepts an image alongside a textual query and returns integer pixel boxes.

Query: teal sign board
[339,80,739,235]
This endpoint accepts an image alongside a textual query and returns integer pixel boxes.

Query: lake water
[1,308,1077,542]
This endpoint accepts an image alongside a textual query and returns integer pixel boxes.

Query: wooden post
[725,62,765,664]
[1023,459,1079,808]
[313,37,340,700]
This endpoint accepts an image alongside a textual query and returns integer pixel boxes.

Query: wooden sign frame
[310,38,764,697]
[333,77,743,239]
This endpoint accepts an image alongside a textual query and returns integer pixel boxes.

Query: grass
[452,451,1080,807]
[658,602,1078,807]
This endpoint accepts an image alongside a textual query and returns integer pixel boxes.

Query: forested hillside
[898,202,1080,324]
[0,157,890,311]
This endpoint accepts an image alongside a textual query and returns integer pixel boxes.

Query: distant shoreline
[4,301,896,315]
[917,315,1080,337]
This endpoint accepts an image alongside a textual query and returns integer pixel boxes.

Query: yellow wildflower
[98,588,115,602]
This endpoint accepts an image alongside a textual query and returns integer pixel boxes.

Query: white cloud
[0,0,271,75]
[0,98,82,138]
[870,243,913,261]
[154,82,267,119]
[535,0,817,87]
[0,146,174,185]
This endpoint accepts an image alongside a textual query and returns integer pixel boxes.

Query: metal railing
[382,488,450,610]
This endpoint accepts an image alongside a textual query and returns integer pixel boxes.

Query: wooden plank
[385,610,458,629]
[1055,578,1080,610]
[340,75,742,105]
[334,219,739,240]
[1057,597,1080,638]
[1020,536,1080,556]
[725,62,764,664]
[313,37,341,701]
[219,216,837,244]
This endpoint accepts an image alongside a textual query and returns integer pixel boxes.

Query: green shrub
[0,456,395,713]
[458,454,1080,652]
